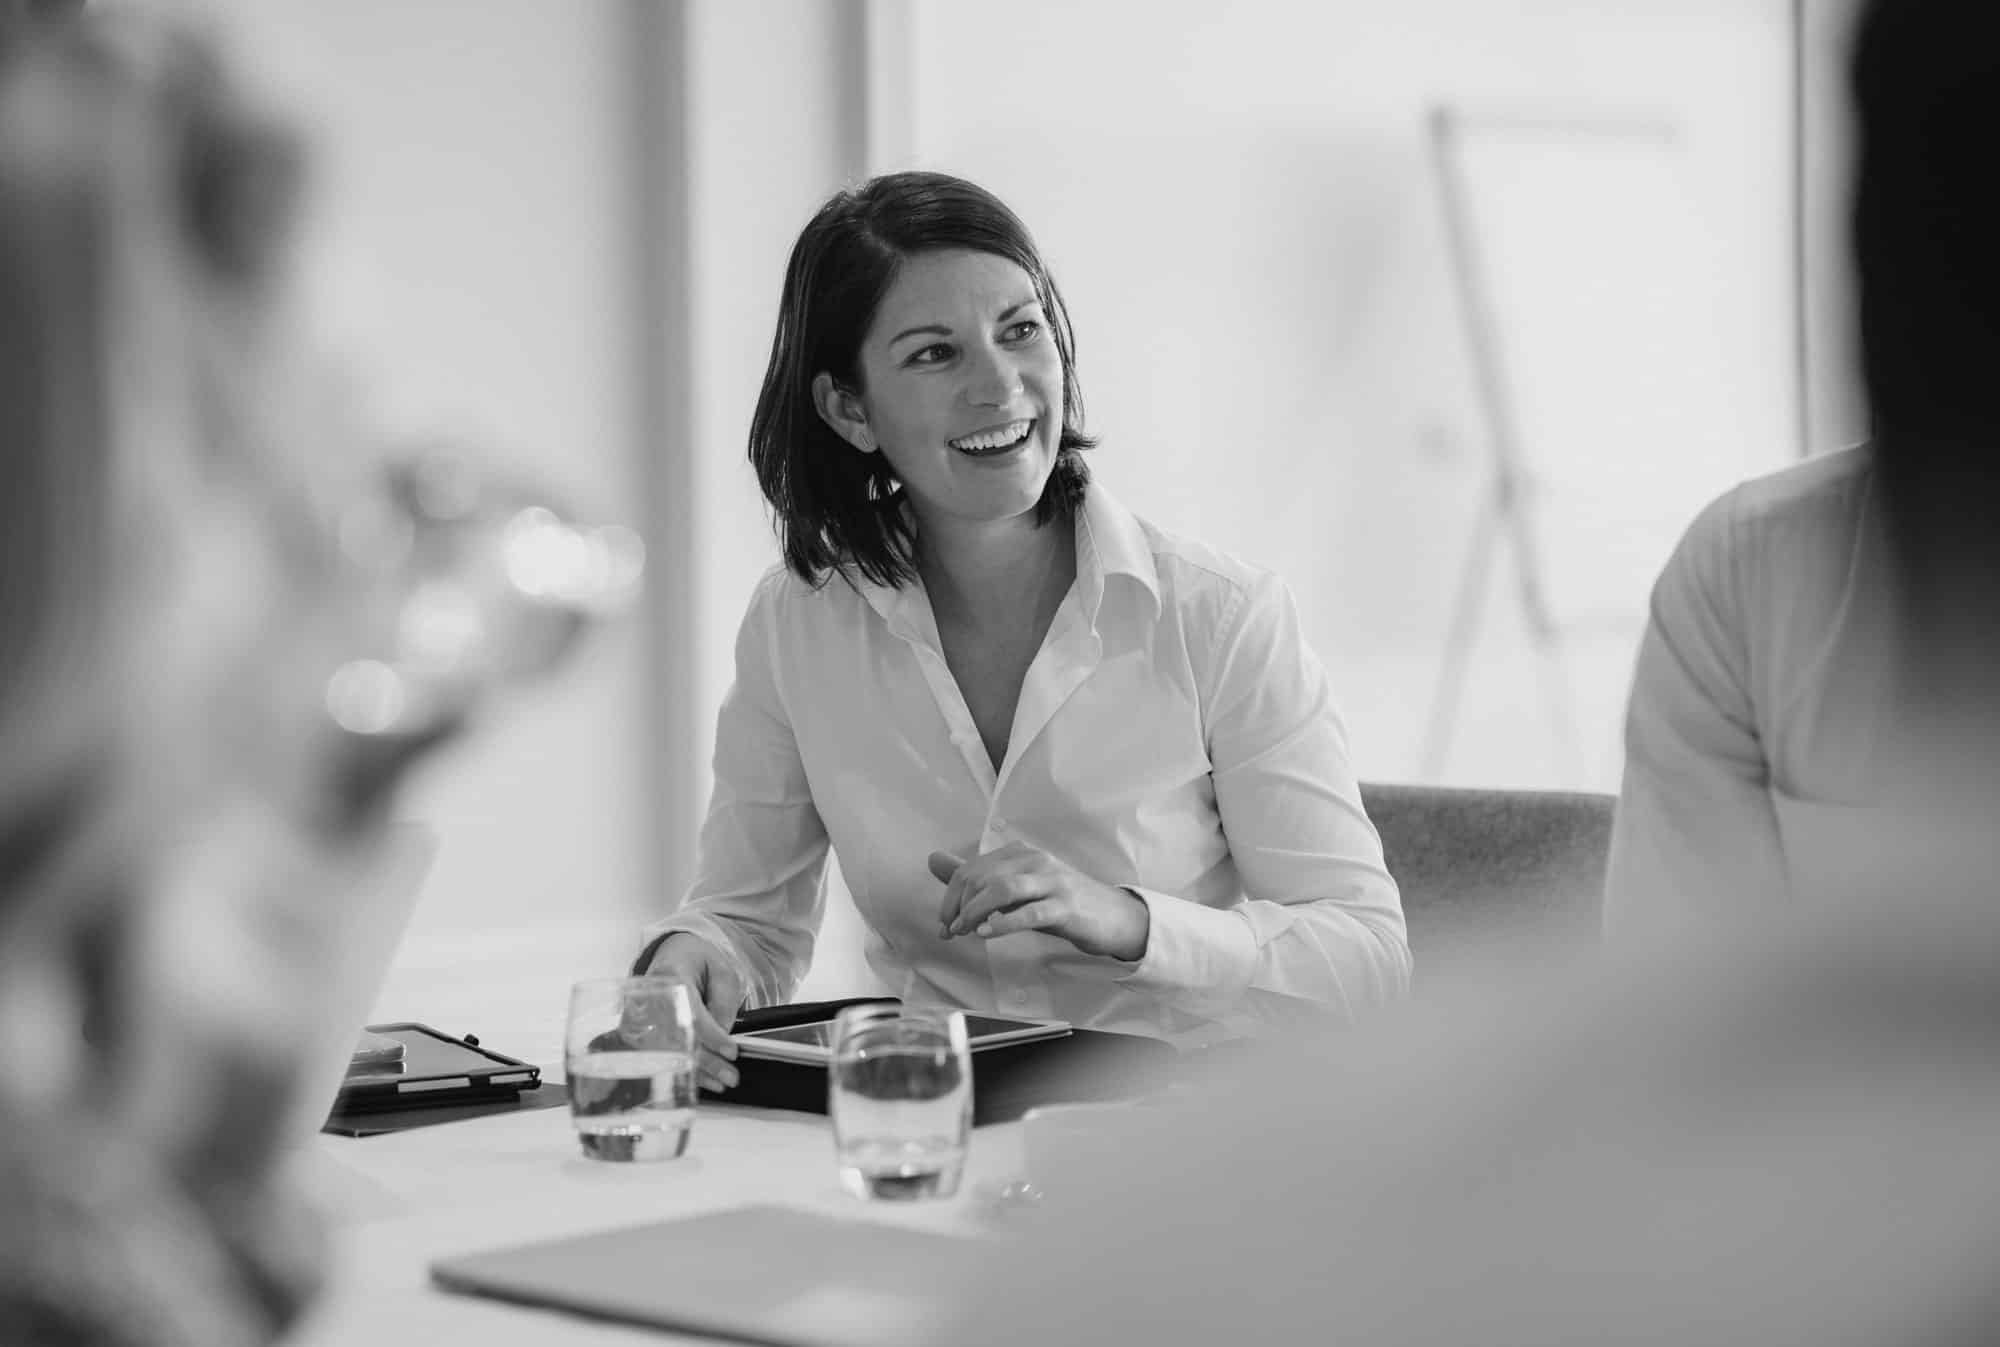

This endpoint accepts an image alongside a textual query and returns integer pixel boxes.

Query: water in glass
[565,976,697,1162]
[567,1048,696,1161]
[831,1010,971,1200]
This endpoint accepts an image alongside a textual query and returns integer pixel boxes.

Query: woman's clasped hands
[930,843,1150,963]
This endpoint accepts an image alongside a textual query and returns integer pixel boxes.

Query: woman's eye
[1002,320,1043,343]
[907,343,954,367]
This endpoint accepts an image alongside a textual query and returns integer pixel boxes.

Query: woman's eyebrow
[888,297,1041,347]
[888,322,951,347]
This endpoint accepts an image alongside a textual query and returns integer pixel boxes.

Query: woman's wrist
[1102,886,1151,963]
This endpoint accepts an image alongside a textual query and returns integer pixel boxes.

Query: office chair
[1359,781,1614,986]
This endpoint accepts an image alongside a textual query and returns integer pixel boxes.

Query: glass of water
[829,1004,972,1200]
[564,976,697,1161]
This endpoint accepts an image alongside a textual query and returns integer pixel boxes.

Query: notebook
[431,1204,978,1347]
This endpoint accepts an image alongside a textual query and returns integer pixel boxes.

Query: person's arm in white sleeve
[1605,488,1788,944]
[636,576,831,1008]
[1118,572,1411,1024]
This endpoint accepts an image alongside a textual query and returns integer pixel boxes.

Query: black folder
[722,998,1180,1125]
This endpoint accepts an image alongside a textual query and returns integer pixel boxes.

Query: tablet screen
[734,1012,1069,1063]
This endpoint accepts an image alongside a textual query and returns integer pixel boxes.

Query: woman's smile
[948,417,1037,458]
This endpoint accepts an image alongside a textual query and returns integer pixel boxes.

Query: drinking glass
[829,1004,972,1200]
[564,977,698,1161]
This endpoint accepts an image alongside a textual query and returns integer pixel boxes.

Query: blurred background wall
[155,0,1862,1003]
[887,0,1801,802]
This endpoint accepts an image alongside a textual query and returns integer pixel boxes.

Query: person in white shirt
[639,171,1408,1091]
[1602,443,1905,939]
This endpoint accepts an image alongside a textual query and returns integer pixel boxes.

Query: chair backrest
[1359,782,1614,985]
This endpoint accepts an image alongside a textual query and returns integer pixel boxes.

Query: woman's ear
[810,372,876,454]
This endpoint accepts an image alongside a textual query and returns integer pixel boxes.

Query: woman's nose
[961,345,1022,407]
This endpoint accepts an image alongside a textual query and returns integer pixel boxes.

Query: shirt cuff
[1114,887,1259,1009]
[634,915,759,1002]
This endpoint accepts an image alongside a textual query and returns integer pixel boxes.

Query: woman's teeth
[949,419,1034,455]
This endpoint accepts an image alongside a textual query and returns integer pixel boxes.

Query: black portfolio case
[722,998,1180,1126]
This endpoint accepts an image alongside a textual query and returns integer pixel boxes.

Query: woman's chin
[973,459,1056,516]
[911,443,1058,523]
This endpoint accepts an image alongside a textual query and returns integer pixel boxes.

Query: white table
[288,907,1026,1347]
[288,1090,1025,1345]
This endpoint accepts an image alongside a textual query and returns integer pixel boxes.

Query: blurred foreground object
[325,451,644,744]
[0,6,642,1345]
[939,3,2000,1343]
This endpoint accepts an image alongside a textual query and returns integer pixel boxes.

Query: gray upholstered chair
[1359,781,1615,986]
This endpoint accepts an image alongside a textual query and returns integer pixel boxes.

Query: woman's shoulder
[732,559,889,670]
[1084,487,1274,602]
[1126,508,1288,620]
[1080,497,1304,669]
[740,559,872,619]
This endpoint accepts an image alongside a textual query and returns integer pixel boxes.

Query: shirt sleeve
[637,576,831,1008]
[1118,572,1411,1025]
[1604,488,1788,943]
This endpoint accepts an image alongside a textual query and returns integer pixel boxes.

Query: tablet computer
[434,1204,968,1346]
[334,1021,542,1112]
[733,1012,1070,1065]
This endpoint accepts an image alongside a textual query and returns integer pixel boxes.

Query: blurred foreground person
[1603,11,2000,938]
[0,10,631,1345]
[941,3,2000,1344]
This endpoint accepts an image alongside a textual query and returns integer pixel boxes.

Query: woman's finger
[937,868,966,934]
[696,1044,739,1093]
[953,872,1042,934]
[938,859,981,935]
[686,990,738,1063]
[976,898,1059,939]
[927,850,963,885]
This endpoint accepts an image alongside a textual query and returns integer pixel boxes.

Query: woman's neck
[914,507,1076,638]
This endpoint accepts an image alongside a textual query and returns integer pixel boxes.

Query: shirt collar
[849,484,1162,638]
[1076,485,1162,626]
[848,562,930,646]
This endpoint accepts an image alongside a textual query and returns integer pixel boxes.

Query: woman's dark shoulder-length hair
[748,170,1097,589]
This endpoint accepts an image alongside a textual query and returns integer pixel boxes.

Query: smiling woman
[637,171,1411,1092]
[749,173,1097,590]
[813,247,1064,529]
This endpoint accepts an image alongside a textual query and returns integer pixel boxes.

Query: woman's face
[838,248,1065,528]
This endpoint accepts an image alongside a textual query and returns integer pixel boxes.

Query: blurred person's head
[1853,0,2000,716]
[0,6,418,1129]
[749,170,1096,588]
[1,5,318,902]
[0,7,635,1206]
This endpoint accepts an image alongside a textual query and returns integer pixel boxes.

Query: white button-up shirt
[1606,446,1924,934]
[644,487,1409,1045]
